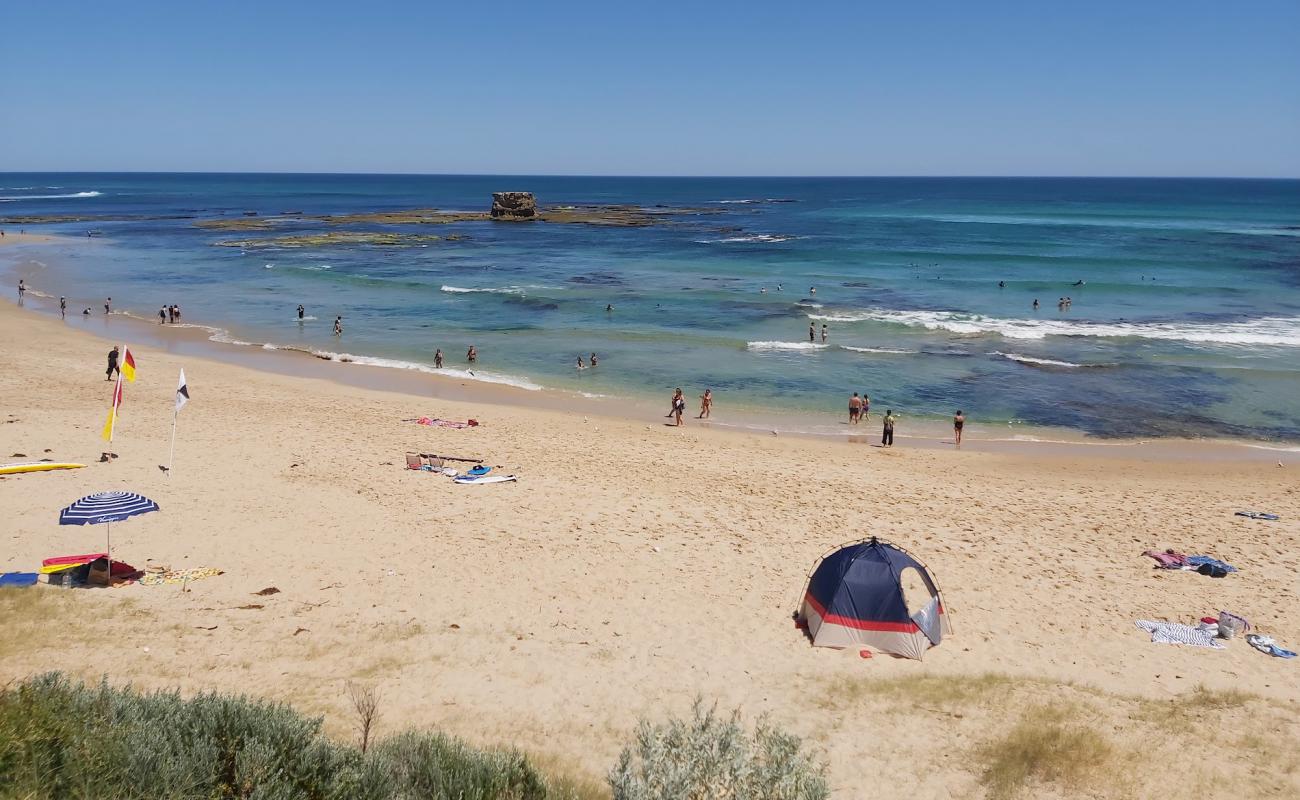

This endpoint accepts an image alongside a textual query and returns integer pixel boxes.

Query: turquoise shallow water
[3,174,1299,440]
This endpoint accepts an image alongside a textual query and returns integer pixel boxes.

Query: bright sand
[2,296,1299,797]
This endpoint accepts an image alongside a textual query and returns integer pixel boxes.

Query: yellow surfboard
[0,462,86,476]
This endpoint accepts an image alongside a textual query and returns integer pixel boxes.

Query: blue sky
[3,1,1298,176]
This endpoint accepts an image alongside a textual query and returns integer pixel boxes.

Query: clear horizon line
[1,169,1298,181]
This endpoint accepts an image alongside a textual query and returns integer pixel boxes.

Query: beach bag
[1218,611,1249,639]
[1198,564,1228,578]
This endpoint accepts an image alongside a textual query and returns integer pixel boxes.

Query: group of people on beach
[157,304,183,324]
[666,388,711,425]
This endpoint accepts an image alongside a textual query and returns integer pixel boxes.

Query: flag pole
[167,407,178,478]
[108,356,123,445]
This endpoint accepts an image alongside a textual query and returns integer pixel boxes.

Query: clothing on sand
[1135,620,1226,649]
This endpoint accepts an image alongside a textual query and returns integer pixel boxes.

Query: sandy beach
[2,291,1299,796]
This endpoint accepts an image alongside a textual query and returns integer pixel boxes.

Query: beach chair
[405,453,424,470]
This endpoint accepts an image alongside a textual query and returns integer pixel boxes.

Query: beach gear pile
[409,417,479,428]
[1134,611,1295,658]
[1142,549,1237,578]
[795,537,949,660]
[404,452,517,484]
[1235,510,1280,521]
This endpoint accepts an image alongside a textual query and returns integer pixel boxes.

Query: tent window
[899,567,933,617]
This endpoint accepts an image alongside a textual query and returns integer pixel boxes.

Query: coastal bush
[608,699,828,800]
[0,673,549,799]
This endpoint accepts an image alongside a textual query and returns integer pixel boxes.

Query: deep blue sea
[4,174,1299,441]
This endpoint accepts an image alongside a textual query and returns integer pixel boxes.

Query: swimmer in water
[590,352,598,367]
[760,287,767,294]
[998,281,1006,288]
[606,304,613,312]
[1073,280,1085,287]
[297,304,305,320]
[577,355,585,370]
[434,349,444,368]
[809,286,816,295]
[1032,298,1040,310]
[333,316,343,336]
[809,322,816,342]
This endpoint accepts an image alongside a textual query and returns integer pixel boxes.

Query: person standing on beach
[106,346,120,381]
[467,345,477,363]
[104,297,111,315]
[882,410,897,447]
[849,392,861,424]
[698,389,712,419]
[159,307,167,324]
[174,304,181,321]
[17,280,25,301]
[809,322,816,342]
[821,324,828,344]
[667,388,684,420]
[59,297,66,319]
[861,393,870,423]
[333,316,343,336]
[434,349,444,368]
[954,409,965,446]
[297,304,305,321]
[673,388,686,426]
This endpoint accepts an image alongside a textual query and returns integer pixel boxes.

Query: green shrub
[609,700,828,800]
[0,673,547,800]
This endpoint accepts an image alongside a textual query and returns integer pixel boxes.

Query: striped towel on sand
[1135,620,1225,649]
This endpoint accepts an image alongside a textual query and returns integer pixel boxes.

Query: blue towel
[1186,555,1237,573]
[0,572,39,588]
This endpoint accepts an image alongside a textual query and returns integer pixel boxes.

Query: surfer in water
[698,389,712,419]
[953,409,965,446]
[434,349,443,368]
[1073,280,1086,287]
[297,304,305,321]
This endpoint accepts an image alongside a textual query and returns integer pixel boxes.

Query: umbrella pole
[106,521,111,576]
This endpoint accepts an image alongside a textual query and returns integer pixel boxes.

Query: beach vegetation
[0,673,551,799]
[608,699,828,800]
[976,704,1116,800]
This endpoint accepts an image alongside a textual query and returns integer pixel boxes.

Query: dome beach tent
[797,537,950,660]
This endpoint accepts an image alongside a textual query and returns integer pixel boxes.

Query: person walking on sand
[467,345,477,363]
[698,388,712,419]
[667,387,684,420]
[297,304,305,321]
[673,388,686,426]
[821,323,828,344]
[59,296,66,319]
[953,409,965,446]
[333,316,343,336]
[849,392,861,424]
[861,393,870,423]
[434,349,444,368]
[809,322,816,342]
[882,409,897,447]
[106,346,120,381]
[104,297,111,315]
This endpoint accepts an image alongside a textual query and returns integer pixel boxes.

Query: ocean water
[3,173,1299,441]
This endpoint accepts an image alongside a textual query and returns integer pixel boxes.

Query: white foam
[993,352,1086,368]
[440,285,545,295]
[807,313,873,322]
[839,345,916,355]
[0,190,102,202]
[746,341,830,352]
[837,309,1300,348]
[313,353,542,391]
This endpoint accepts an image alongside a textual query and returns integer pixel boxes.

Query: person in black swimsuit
[953,409,965,446]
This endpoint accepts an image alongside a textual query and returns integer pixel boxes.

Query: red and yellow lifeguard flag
[121,348,137,382]
[101,377,124,441]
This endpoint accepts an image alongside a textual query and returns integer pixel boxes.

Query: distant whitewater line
[695,234,804,244]
[0,190,102,202]
[807,309,1300,348]
[440,285,557,295]
[839,345,916,355]
[992,352,1111,369]
[711,198,799,204]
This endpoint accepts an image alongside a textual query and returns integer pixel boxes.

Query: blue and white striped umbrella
[59,492,160,526]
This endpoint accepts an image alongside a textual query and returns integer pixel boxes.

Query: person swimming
[297,304,305,320]
[577,355,585,370]
[590,352,598,367]
[1032,298,1040,310]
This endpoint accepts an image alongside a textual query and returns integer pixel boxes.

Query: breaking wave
[810,309,1300,348]
[696,234,803,244]
[839,345,917,355]
[0,190,102,202]
[746,341,830,352]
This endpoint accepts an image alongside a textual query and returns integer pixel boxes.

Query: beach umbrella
[58,491,160,578]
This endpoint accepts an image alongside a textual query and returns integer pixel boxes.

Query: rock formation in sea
[490,192,538,220]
